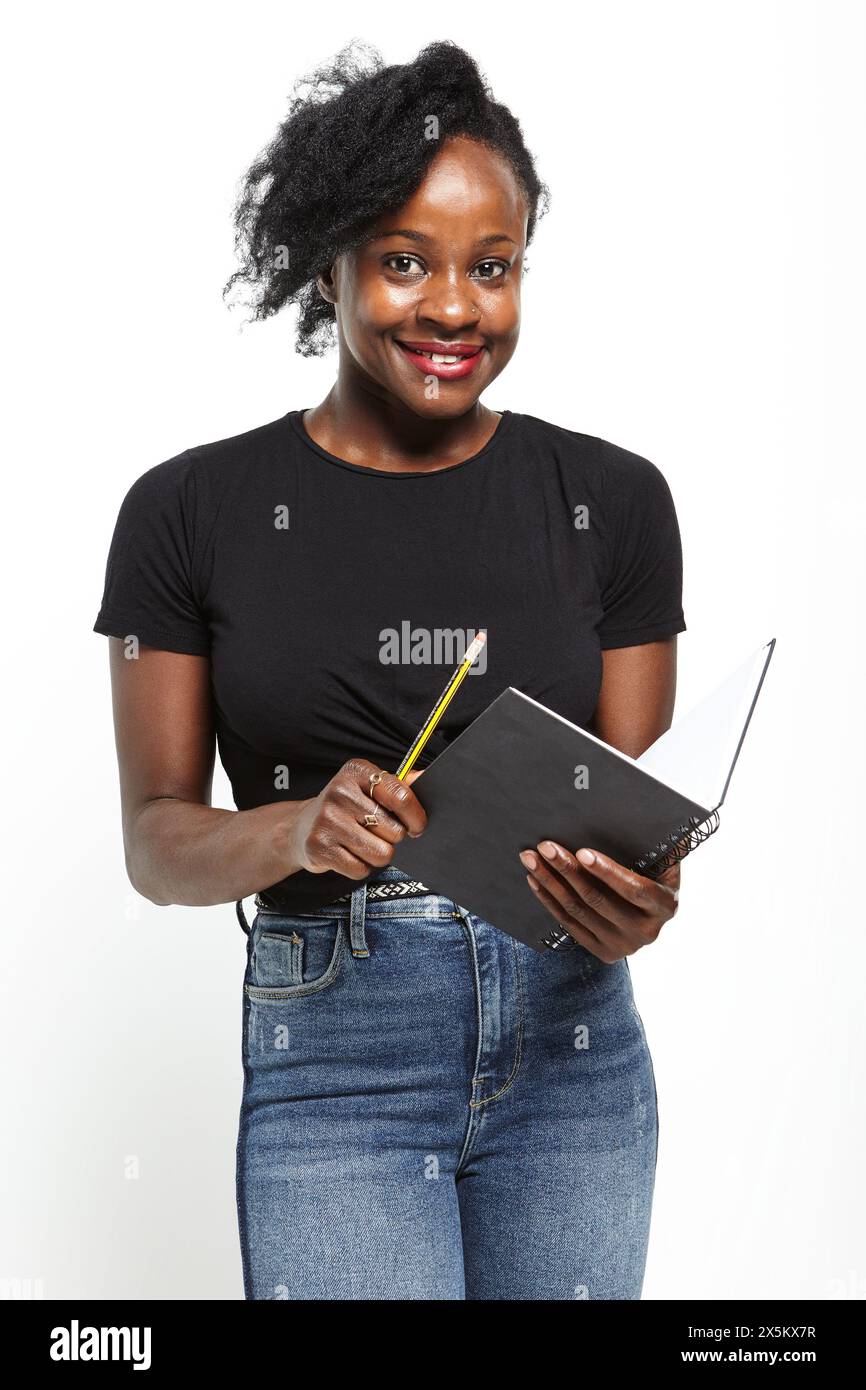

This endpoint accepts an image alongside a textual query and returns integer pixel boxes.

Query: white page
[636,641,775,810]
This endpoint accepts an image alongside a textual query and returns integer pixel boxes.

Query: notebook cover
[393,688,711,951]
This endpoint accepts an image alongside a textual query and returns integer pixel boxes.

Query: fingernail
[538,841,558,859]
[519,850,537,870]
[577,849,595,866]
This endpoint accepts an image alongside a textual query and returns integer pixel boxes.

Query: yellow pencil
[395,630,487,780]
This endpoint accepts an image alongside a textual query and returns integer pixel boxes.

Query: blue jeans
[235,865,658,1300]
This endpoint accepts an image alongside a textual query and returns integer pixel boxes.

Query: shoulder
[119,446,195,504]
[117,411,293,513]
[510,411,675,503]
[514,408,670,480]
[185,411,291,473]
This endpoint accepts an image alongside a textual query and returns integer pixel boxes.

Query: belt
[254,878,431,912]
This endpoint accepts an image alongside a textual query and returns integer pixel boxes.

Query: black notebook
[394,640,775,951]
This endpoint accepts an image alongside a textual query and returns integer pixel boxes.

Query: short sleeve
[92,450,211,656]
[596,449,686,650]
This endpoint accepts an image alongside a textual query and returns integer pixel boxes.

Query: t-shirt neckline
[285,407,514,478]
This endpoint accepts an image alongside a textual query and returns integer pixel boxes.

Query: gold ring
[365,771,383,827]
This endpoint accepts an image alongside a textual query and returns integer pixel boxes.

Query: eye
[383,254,426,276]
[471,260,508,280]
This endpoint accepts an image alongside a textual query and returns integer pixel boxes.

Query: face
[318,136,528,418]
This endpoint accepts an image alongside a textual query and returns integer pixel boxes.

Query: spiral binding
[631,809,721,879]
[539,809,721,950]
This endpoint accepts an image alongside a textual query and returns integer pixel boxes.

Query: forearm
[125,797,311,907]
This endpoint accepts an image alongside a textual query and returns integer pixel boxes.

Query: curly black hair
[222,39,550,356]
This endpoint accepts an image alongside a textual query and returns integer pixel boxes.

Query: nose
[415,269,481,333]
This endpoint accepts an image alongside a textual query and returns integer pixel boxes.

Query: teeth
[404,346,472,363]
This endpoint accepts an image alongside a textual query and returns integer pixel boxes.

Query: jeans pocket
[246,915,346,1001]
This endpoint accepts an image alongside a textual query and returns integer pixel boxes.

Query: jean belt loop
[236,898,251,937]
[349,883,370,958]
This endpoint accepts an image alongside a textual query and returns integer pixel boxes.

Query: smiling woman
[94,38,687,1301]
[303,131,528,459]
[346,152,523,397]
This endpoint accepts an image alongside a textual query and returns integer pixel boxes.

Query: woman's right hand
[286,758,428,878]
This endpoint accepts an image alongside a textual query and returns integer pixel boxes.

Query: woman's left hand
[518,841,680,962]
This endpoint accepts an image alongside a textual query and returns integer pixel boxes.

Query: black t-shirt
[93,408,686,910]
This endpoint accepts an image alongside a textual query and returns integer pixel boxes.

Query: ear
[316,264,337,305]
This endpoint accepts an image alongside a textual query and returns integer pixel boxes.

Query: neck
[303,375,500,473]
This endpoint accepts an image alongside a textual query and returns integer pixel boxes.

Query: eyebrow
[370,228,517,248]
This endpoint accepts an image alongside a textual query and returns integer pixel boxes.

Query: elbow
[123,843,174,908]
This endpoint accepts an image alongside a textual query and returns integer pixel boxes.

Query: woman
[94,40,685,1300]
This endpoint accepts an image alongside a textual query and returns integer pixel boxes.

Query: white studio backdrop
[1,0,863,1300]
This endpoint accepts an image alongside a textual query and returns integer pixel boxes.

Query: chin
[400,391,482,419]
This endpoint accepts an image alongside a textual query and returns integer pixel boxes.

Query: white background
[2,0,863,1300]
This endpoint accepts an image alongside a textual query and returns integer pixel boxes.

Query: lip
[394,339,486,381]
